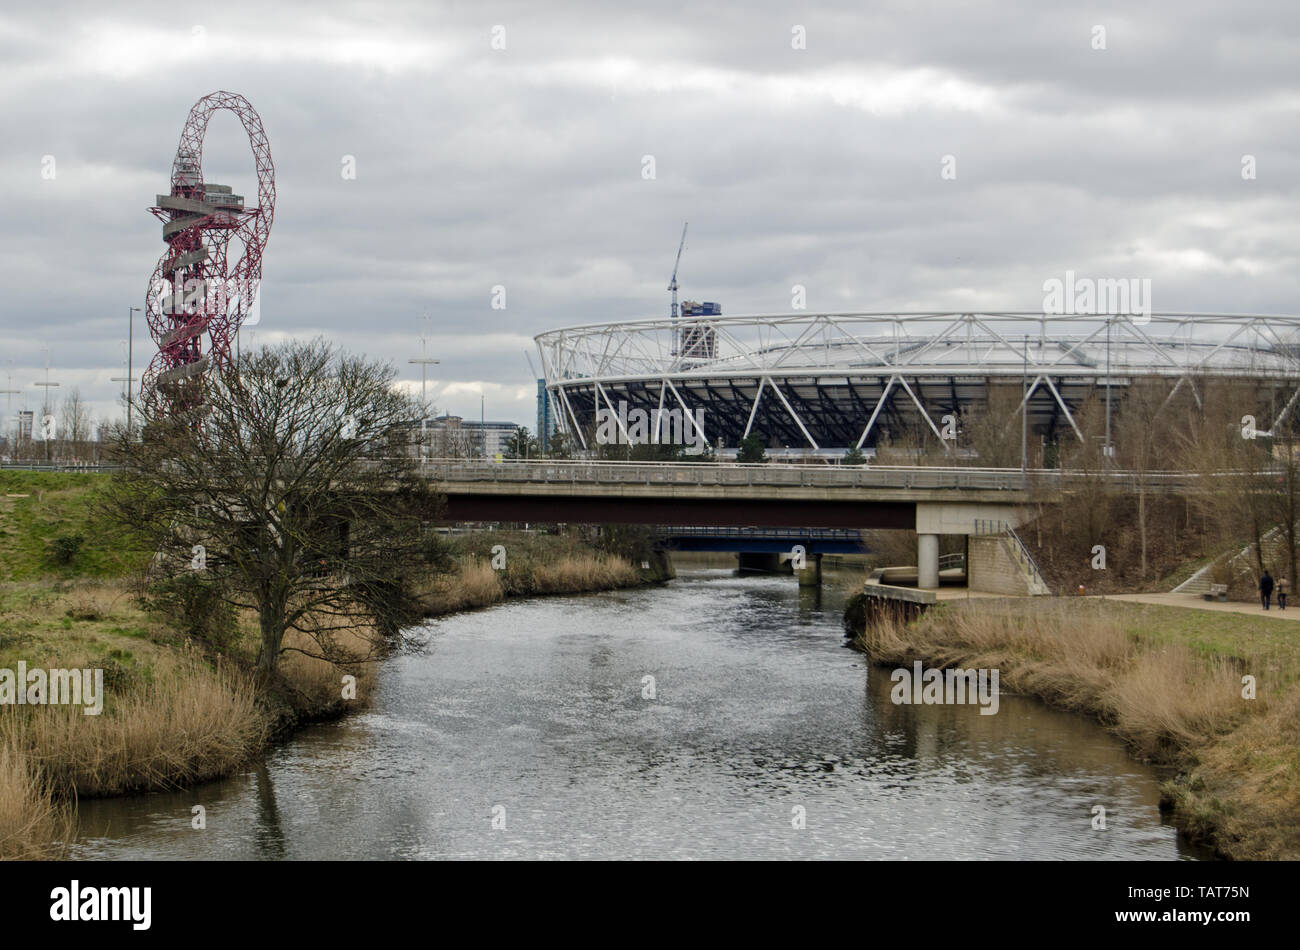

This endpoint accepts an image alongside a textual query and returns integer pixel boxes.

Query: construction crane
[668,222,688,355]
[667,222,688,318]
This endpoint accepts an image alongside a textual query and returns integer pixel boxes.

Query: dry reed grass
[5,660,265,798]
[529,554,639,593]
[1181,692,1300,860]
[0,732,75,860]
[417,558,504,614]
[278,620,381,709]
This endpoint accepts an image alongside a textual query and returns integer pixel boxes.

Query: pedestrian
[1278,576,1289,610]
[1260,570,1274,610]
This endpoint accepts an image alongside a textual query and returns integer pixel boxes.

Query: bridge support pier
[917,533,940,589]
[797,553,822,588]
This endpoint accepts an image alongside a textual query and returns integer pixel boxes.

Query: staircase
[1172,525,1289,595]
[1002,525,1051,596]
[971,519,1051,596]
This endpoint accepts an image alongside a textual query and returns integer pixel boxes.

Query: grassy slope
[0,472,161,709]
[0,471,149,582]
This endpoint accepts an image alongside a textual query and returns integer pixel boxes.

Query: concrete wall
[968,536,1036,595]
[914,502,1031,535]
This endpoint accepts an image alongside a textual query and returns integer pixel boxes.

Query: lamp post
[407,315,439,458]
[1,359,18,458]
[33,350,59,464]
[110,372,137,433]
[1022,333,1029,475]
[1104,316,1113,468]
[126,306,141,435]
[111,341,136,430]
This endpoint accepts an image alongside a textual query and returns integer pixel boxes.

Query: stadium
[535,311,1300,459]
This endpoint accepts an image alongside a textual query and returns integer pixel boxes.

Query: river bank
[0,473,663,858]
[844,594,1300,860]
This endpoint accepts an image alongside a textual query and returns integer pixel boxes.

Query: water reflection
[252,763,285,860]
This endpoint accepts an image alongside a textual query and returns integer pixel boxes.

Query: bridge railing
[415,458,1254,492]
[664,525,867,540]
[417,458,1038,490]
[24,458,1279,494]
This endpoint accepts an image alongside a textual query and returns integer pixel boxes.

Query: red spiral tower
[144,91,275,417]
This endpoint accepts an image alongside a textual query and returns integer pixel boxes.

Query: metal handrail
[1004,524,1045,584]
[663,525,865,539]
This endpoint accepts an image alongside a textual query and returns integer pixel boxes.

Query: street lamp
[1021,333,1029,475]
[126,306,141,434]
[110,341,136,428]
[1,359,18,458]
[407,315,439,457]
[1104,316,1113,467]
[33,350,59,464]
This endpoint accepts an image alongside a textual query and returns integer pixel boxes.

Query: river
[71,567,1205,860]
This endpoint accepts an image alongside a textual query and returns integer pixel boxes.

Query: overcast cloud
[1,0,1298,427]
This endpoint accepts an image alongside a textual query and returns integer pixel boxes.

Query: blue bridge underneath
[657,525,870,555]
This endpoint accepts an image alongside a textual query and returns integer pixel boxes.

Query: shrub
[736,434,768,464]
[139,574,240,654]
[49,535,84,566]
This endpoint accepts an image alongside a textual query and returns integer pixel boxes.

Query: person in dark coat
[1260,570,1274,610]
[1278,575,1288,610]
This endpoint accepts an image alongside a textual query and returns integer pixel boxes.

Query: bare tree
[1059,392,1113,551]
[872,423,948,466]
[1113,379,1177,580]
[428,420,479,459]
[59,387,91,461]
[962,385,1026,468]
[105,339,447,684]
[1276,437,1300,593]
[1175,378,1276,579]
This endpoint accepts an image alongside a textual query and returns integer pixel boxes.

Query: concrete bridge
[421,458,1050,590]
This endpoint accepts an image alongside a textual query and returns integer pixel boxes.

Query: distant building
[536,379,556,452]
[18,410,33,443]
[678,300,720,361]
[466,418,522,458]
[424,414,520,458]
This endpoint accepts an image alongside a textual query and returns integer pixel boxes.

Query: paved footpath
[934,588,1012,602]
[1092,591,1300,621]
[907,586,1300,620]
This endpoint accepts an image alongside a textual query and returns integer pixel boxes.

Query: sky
[1,0,1298,430]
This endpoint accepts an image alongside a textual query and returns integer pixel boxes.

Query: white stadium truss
[535,312,1300,453]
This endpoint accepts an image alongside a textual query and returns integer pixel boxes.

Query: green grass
[0,579,181,701]
[0,471,150,582]
[1110,601,1300,684]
